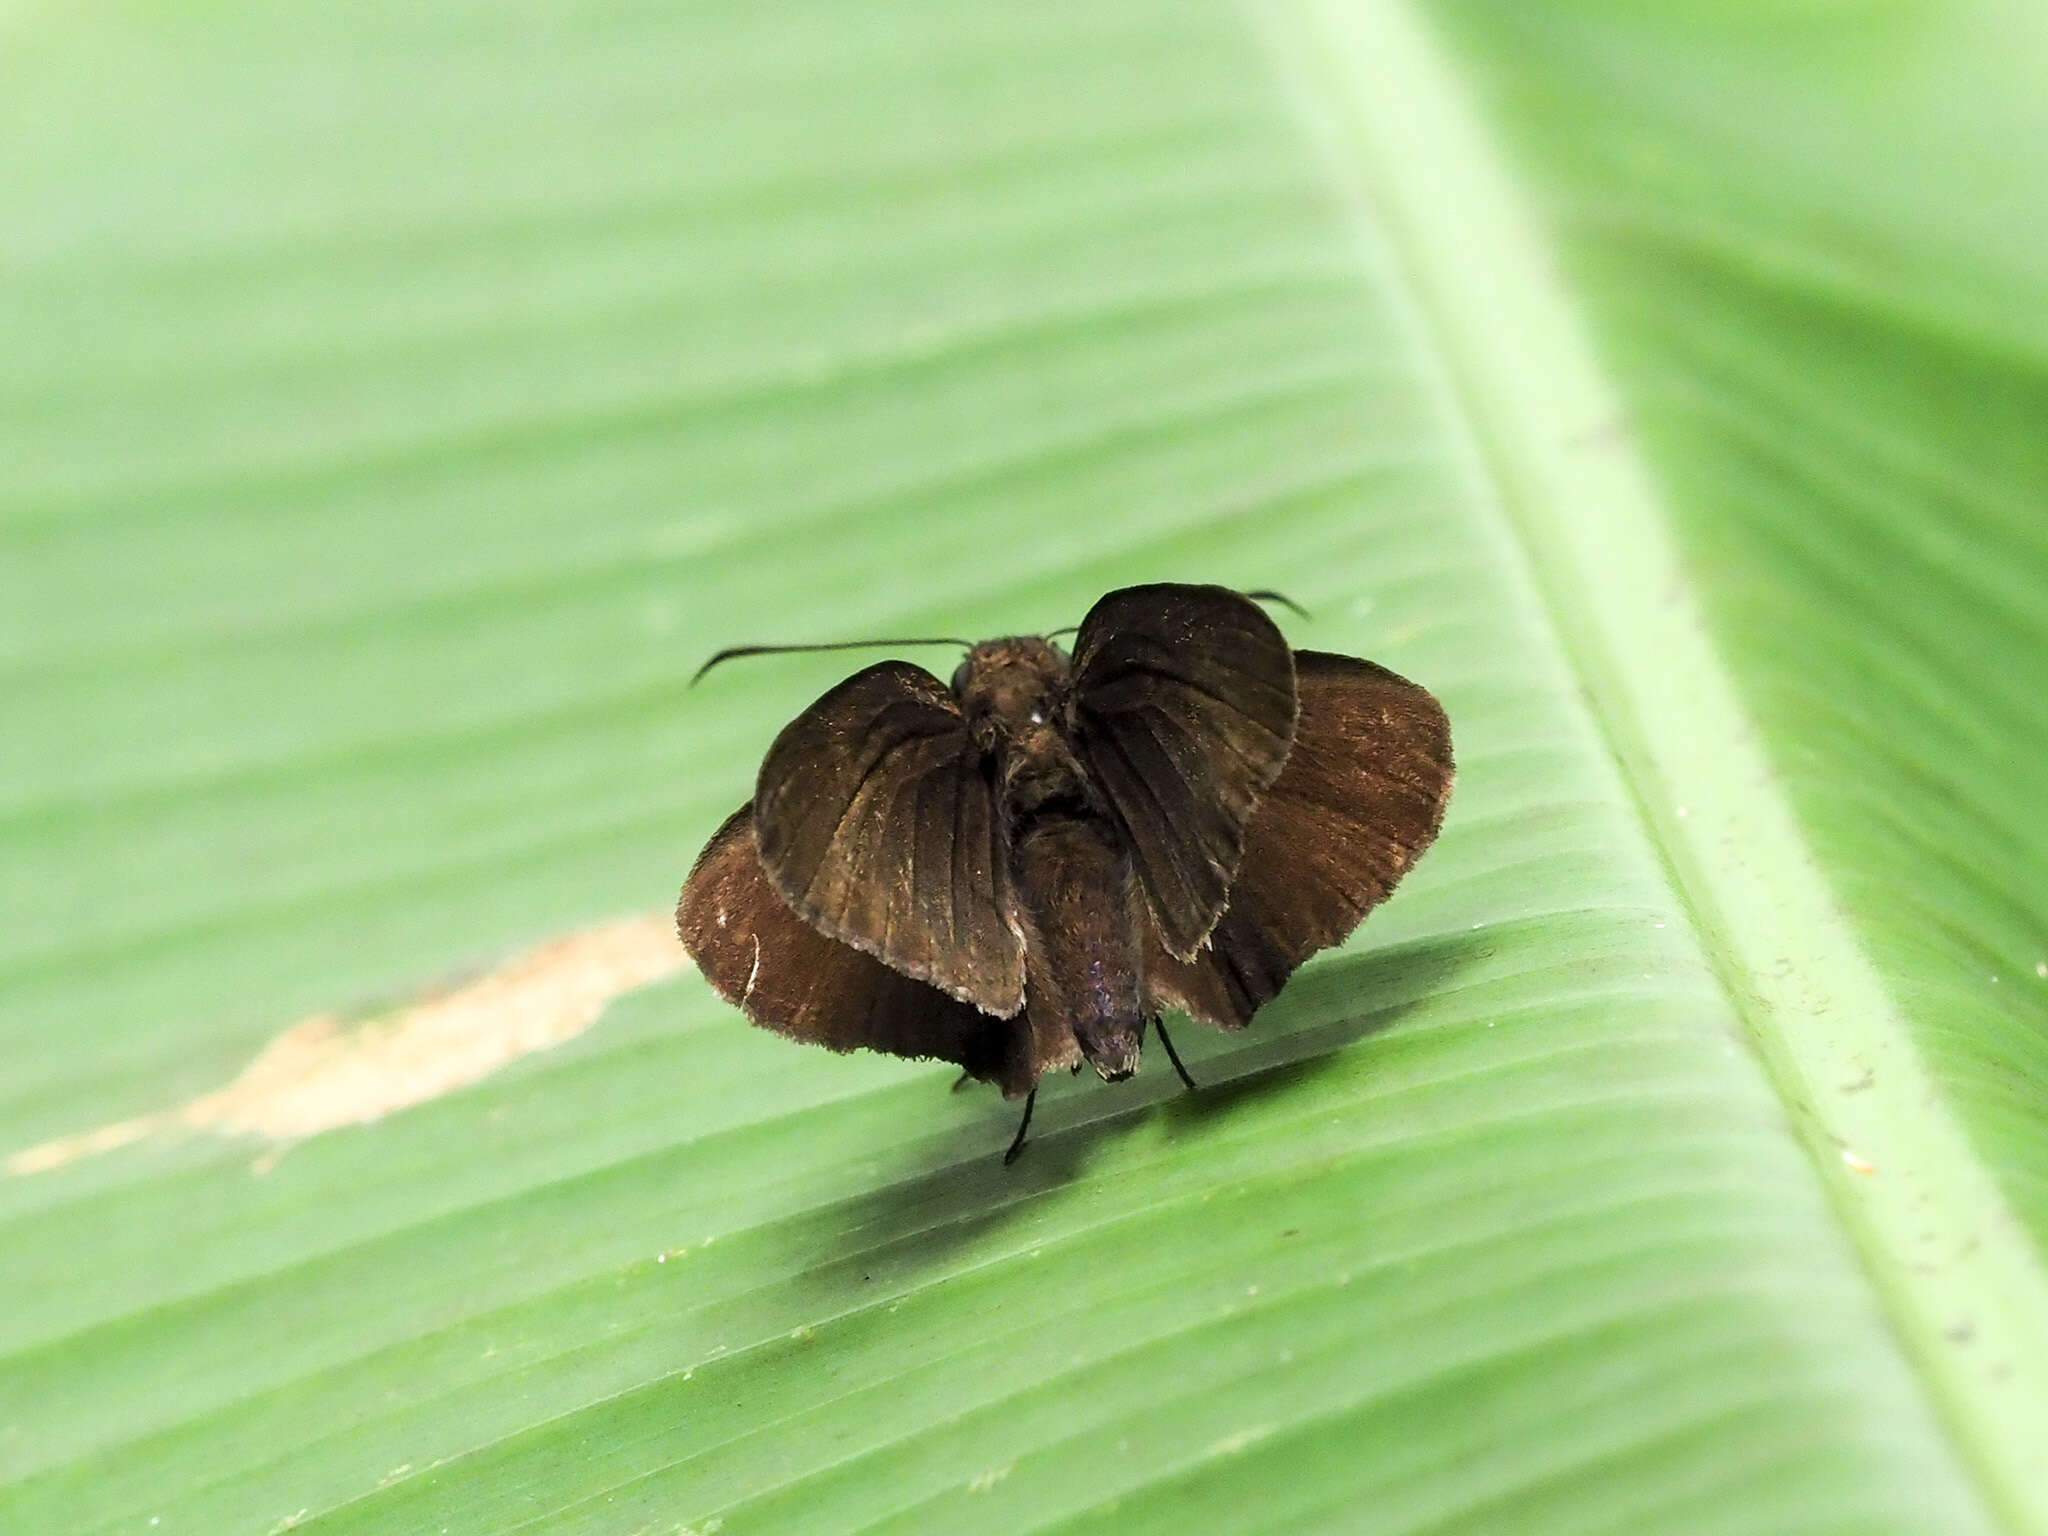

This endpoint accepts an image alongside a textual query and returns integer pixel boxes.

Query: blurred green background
[3,2,2045,1532]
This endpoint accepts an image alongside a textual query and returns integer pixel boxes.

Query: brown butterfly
[677,583,1453,1161]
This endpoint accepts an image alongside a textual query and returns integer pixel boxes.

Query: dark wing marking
[753,660,1024,1017]
[1066,583,1297,960]
[1144,651,1452,1028]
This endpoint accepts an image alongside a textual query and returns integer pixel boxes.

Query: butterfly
[677,582,1453,1161]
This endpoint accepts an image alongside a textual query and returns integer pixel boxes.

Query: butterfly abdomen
[1012,812,1147,1083]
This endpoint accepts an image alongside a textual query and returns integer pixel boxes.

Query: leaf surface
[3,2,2045,1533]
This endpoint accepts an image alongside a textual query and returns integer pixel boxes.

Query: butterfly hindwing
[751,660,1025,1017]
[1066,583,1298,960]
[1144,650,1453,1028]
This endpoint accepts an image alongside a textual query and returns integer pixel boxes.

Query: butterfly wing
[1144,650,1453,1028]
[679,806,1063,1096]
[1066,584,1298,960]
[752,660,1024,1017]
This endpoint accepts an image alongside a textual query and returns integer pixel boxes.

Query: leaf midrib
[1247,0,2048,1530]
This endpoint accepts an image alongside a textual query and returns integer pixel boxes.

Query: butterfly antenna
[1243,589,1311,620]
[691,636,974,685]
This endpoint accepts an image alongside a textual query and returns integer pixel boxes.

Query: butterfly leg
[1152,1015,1198,1092]
[951,1070,974,1093]
[1002,1089,1037,1165]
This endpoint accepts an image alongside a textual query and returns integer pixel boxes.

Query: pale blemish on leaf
[968,1461,1016,1493]
[6,914,685,1175]
[1207,1425,1274,1458]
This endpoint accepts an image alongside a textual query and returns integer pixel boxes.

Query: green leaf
[4,2,2045,1533]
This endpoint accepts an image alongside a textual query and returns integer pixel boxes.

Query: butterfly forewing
[679,806,1049,1094]
[1145,650,1453,1027]
[752,660,1025,1016]
[1067,584,1297,959]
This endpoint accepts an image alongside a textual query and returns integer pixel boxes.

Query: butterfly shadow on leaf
[785,925,1489,1296]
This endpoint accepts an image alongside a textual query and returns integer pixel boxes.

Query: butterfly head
[952,636,1071,754]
